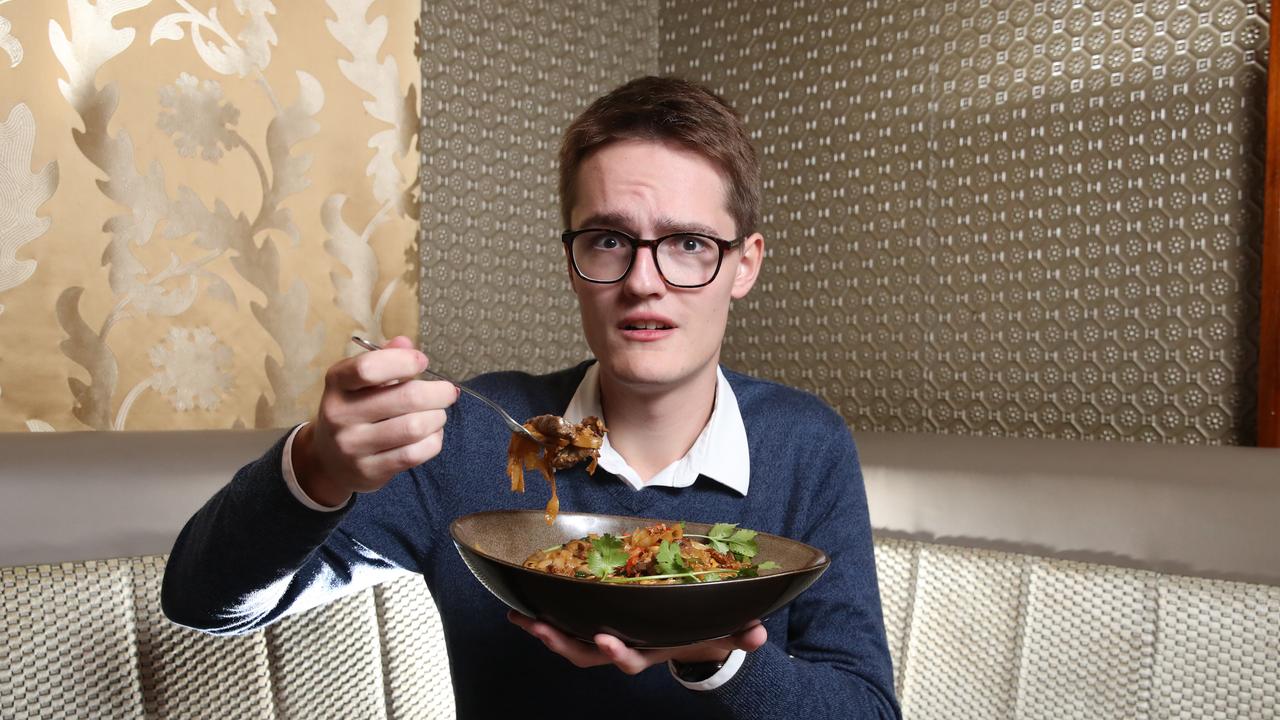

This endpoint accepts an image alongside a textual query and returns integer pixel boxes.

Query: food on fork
[507,415,607,524]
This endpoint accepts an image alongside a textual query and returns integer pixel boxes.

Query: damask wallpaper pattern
[662,0,1270,445]
[0,1,420,431]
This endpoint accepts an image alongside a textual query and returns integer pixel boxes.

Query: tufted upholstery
[2,429,1278,718]
[875,538,1280,720]
[1,559,452,719]
[4,537,1279,719]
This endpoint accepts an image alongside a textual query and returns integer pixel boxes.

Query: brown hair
[558,76,761,236]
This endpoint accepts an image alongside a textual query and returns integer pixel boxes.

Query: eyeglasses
[561,228,743,289]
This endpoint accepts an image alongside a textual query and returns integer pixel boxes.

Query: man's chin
[596,356,684,390]
[596,353,721,395]
[605,366,679,389]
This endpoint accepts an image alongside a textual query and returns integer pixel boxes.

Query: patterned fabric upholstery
[4,540,1277,719]
[1,560,453,720]
[874,538,1280,720]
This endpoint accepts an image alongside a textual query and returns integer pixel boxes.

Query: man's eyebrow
[575,211,639,232]
[575,212,726,238]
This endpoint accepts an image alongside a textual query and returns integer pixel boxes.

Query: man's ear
[730,232,765,300]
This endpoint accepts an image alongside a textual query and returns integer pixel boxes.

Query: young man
[163,76,900,719]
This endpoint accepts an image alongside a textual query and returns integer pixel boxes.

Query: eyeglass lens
[570,230,722,286]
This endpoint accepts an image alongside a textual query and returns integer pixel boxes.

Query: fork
[350,336,544,445]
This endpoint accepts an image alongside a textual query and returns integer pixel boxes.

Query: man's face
[567,139,764,394]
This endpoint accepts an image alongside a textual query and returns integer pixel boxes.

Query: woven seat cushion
[874,537,1280,720]
[4,538,1277,719]
[2,559,453,720]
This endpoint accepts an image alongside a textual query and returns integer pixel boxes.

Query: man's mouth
[618,315,677,337]
[621,321,674,330]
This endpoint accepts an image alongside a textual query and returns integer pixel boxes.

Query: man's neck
[597,364,719,482]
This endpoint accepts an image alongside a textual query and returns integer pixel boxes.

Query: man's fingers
[361,409,448,453]
[509,612,760,677]
[336,380,457,425]
[356,429,444,480]
[733,622,768,652]
[508,612,609,669]
[662,622,766,667]
[593,634,656,675]
[329,348,428,392]
[507,610,539,634]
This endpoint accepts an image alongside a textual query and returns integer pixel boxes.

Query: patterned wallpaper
[416,1,1267,444]
[1,0,1267,444]
[0,1,419,432]
[661,0,1270,445]
[417,0,658,378]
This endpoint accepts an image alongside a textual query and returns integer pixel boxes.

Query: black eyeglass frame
[560,228,745,289]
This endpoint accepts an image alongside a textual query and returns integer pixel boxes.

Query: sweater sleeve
[161,429,421,636]
[703,420,902,719]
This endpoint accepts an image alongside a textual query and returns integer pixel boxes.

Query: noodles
[523,522,763,584]
[506,415,607,524]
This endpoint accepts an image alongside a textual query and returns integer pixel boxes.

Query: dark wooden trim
[1259,3,1280,446]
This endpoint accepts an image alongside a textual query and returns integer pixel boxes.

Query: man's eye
[675,235,713,253]
[591,233,625,250]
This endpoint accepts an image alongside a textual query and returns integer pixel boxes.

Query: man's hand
[292,336,458,506]
[508,610,767,676]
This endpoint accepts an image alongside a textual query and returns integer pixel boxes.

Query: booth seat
[2,429,1277,719]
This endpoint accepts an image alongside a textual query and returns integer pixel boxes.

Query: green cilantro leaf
[656,540,690,576]
[707,523,737,539]
[586,534,629,579]
[602,569,734,584]
[727,528,759,558]
[589,523,779,584]
[735,560,782,579]
[706,522,738,553]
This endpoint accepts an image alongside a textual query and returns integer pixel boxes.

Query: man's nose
[622,244,666,296]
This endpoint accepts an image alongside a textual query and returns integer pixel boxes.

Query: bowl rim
[449,509,831,588]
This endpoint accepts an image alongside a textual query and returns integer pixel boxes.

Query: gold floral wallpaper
[0,1,420,432]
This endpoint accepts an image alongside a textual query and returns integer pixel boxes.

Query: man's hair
[558,75,761,237]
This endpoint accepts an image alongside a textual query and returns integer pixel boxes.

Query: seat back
[2,428,1278,718]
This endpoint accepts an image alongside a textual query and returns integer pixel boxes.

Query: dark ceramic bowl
[450,510,830,648]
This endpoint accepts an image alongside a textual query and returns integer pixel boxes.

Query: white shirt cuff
[669,648,746,691]
[282,422,349,512]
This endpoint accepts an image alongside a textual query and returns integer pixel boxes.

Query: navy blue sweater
[163,363,900,719]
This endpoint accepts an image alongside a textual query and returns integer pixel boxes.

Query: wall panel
[661,0,1269,444]
[417,0,659,378]
[0,1,420,432]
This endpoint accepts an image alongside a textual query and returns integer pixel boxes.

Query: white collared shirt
[562,362,751,494]
[282,361,752,691]
[563,361,752,691]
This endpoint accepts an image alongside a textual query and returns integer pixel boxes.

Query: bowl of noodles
[450,509,830,648]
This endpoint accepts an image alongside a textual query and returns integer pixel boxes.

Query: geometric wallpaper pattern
[663,0,1270,445]
[417,0,658,379]
[417,0,1268,445]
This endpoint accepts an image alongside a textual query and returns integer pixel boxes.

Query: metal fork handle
[419,366,530,436]
[349,337,538,442]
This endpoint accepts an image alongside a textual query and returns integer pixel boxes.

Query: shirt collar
[562,362,750,496]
